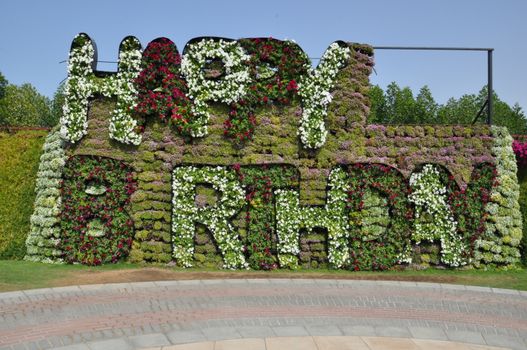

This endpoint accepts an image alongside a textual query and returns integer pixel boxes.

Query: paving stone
[236,326,276,338]
[313,336,370,350]
[439,283,466,291]
[491,288,521,295]
[483,334,527,350]
[374,326,412,338]
[53,344,91,350]
[0,291,26,300]
[167,330,207,344]
[362,336,420,350]
[340,325,376,336]
[86,338,132,350]
[201,327,241,341]
[51,286,82,293]
[305,325,342,336]
[37,339,52,349]
[265,336,318,350]
[214,338,266,350]
[408,326,448,340]
[464,285,492,293]
[271,326,309,337]
[163,342,214,350]
[128,333,171,348]
[446,330,487,345]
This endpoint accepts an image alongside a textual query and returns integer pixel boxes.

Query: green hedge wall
[0,130,47,259]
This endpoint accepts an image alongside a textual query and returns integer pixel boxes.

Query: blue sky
[1,0,526,111]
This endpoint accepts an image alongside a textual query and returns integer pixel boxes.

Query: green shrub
[518,168,527,264]
[0,130,47,258]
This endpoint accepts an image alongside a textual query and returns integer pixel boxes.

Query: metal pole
[487,50,493,125]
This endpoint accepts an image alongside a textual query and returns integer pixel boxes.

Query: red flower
[286,80,298,92]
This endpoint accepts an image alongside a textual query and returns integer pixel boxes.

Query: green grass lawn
[1,260,526,292]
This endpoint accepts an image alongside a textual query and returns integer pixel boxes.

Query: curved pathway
[0,279,526,349]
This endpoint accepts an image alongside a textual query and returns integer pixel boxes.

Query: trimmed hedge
[0,130,47,259]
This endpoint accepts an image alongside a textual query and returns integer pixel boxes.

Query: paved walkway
[0,279,526,350]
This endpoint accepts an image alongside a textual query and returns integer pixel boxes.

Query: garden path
[0,279,526,349]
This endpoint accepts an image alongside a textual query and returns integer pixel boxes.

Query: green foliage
[0,130,47,259]
[369,83,527,134]
[0,83,52,127]
[0,71,7,100]
[48,82,65,127]
[369,83,439,124]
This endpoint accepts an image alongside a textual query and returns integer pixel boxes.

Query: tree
[367,85,387,123]
[0,72,7,100]
[436,94,479,125]
[47,82,65,127]
[369,82,527,134]
[384,82,416,124]
[0,83,51,127]
[415,86,437,124]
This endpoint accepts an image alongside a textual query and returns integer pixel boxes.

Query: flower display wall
[32,34,522,269]
[25,128,66,263]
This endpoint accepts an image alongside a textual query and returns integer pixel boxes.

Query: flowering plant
[476,127,522,267]
[233,164,299,270]
[106,36,143,145]
[134,38,198,136]
[25,128,66,263]
[60,156,137,265]
[347,163,413,270]
[275,167,350,269]
[61,34,143,145]
[512,140,527,167]
[224,38,309,141]
[172,166,247,269]
[409,164,462,266]
[60,34,94,143]
[181,39,251,137]
[298,42,350,148]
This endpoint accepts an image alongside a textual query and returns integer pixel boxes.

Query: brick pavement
[0,279,526,349]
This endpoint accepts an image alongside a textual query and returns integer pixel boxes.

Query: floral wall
[25,33,522,270]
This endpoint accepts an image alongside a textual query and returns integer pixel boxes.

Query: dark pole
[487,49,493,125]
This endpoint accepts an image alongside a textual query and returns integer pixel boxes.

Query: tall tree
[0,83,51,127]
[384,82,416,124]
[367,84,387,123]
[370,82,527,134]
[415,85,437,124]
[47,82,65,127]
[0,72,7,100]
